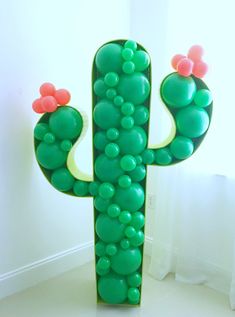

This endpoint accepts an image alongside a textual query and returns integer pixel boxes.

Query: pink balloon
[32,98,44,113]
[177,58,193,77]
[39,82,56,96]
[41,96,58,112]
[171,54,186,70]
[192,61,208,78]
[54,89,71,105]
[188,45,204,61]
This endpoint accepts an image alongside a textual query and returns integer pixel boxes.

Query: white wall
[0,0,130,298]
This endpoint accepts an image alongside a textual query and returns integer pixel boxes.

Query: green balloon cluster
[34,39,212,306]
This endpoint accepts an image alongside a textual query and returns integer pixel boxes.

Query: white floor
[0,256,233,317]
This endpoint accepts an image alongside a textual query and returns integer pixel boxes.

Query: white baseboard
[0,237,153,301]
[0,240,94,300]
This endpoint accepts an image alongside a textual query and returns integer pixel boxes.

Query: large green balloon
[96,214,125,243]
[111,248,142,275]
[98,273,128,304]
[114,183,145,212]
[176,106,210,138]
[36,142,67,170]
[93,100,121,129]
[95,154,123,182]
[117,73,150,104]
[49,107,83,140]
[161,73,196,108]
[95,43,123,74]
[117,126,147,155]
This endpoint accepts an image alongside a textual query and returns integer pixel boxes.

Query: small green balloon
[176,106,210,138]
[107,204,121,218]
[94,196,110,212]
[122,48,134,61]
[114,183,145,212]
[105,143,120,158]
[117,73,150,104]
[121,116,134,129]
[127,272,142,287]
[73,180,89,196]
[93,100,121,129]
[135,155,142,165]
[119,211,132,224]
[96,266,110,276]
[122,61,135,74]
[120,238,130,249]
[96,214,125,243]
[49,107,83,140]
[124,40,137,51]
[34,123,49,140]
[155,148,173,165]
[106,244,117,256]
[88,181,100,196]
[94,131,109,151]
[120,155,137,172]
[111,247,142,275]
[43,132,55,144]
[170,136,194,160]
[194,89,212,107]
[95,154,124,182]
[133,105,149,125]
[60,139,72,152]
[130,230,144,247]
[130,212,145,230]
[98,273,128,304]
[36,141,67,170]
[93,78,107,97]
[106,128,119,141]
[51,168,75,191]
[106,88,117,100]
[132,50,150,71]
[128,164,146,182]
[125,226,136,238]
[118,175,132,188]
[104,72,119,87]
[141,149,155,164]
[121,102,135,116]
[117,127,147,155]
[95,241,106,257]
[128,287,140,304]
[161,73,196,108]
[95,43,123,74]
[99,182,115,199]
[114,95,124,106]
[97,256,111,270]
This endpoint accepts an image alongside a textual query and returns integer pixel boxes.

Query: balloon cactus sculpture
[32,40,213,305]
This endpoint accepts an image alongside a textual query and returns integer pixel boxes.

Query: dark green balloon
[111,248,142,275]
[155,148,173,165]
[133,105,149,125]
[93,78,107,97]
[96,214,125,243]
[34,123,49,140]
[36,141,67,170]
[93,100,121,129]
[117,73,150,104]
[98,273,128,304]
[114,183,145,212]
[94,196,110,212]
[161,73,196,108]
[176,106,210,138]
[73,180,89,196]
[95,154,123,182]
[49,107,83,140]
[117,127,147,155]
[94,131,109,151]
[95,43,123,74]
[170,136,194,160]
[51,168,75,191]
[128,164,146,182]
[127,272,142,287]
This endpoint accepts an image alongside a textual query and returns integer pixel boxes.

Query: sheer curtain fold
[149,166,235,309]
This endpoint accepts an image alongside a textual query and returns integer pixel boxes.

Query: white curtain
[147,0,235,310]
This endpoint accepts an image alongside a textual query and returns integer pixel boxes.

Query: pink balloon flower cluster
[171,45,208,78]
[32,83,71,113]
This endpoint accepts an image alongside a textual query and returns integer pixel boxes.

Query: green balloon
[96,266,110,276]
[122,48,134,61]
[127,272,142,287]
[170,136,194,160]
[155,148,173,165]
[117,127,147,155]
[133,105,149,125]
[121,102,135,116]
[97,256,111,270]
[106,244,117,256]
[106,88,117,100]
[43,132,55,144]
[60,139,72,152]
[141,149,155,164]
[111,248,142,275]
[128,287,140,304]
[95,241,106,256]
[96,214,125,243]
[125,226,136,238]
[176,106,210,138]
[98,273,128,304]
[120,155,137,172]
[94,131,108,151]
[128,164,146,182]
[93,100,121,129]
[99,182,115,199]
[161,73,196,108]
[93,78,107,97]
[119,211,132,224]
[34,123,49,140]
[118,175,132,188]
[132,50,150,71]
[114,183,145,212]
[36,141,67,170]
[95,154,123,182]
[73,180,89,196]
[88,181,100,196]
[106,128,119,140]
[124,40,137,51]
[105,143,120,158]
[117,73,150,104]
[94,196,110,212]
[49,107,83,140]
[104,72,119,87]
[120,238,130,249]
[51,168,75,191]
[95,43,123,74]
[130,212,145,230]
[107,204,121,218]
[130,230,144,247]
[194,89,212,107]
